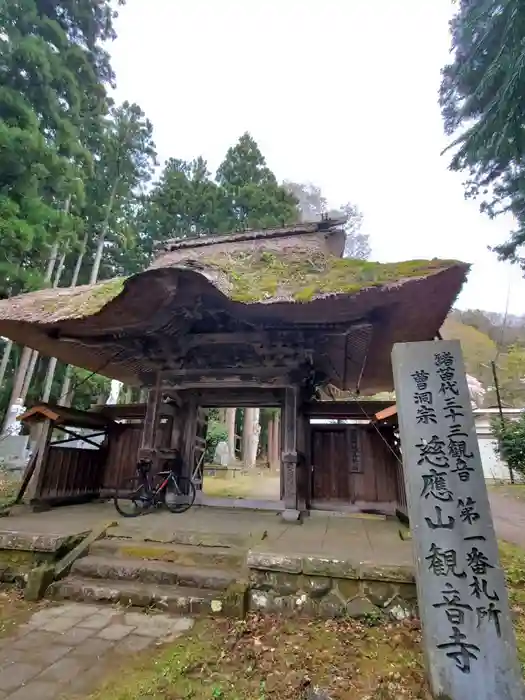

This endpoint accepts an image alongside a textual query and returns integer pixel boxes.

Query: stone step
[48,576,246,617]
[72,555,237,590]
[105,527,250,549]
[89,538,245,569]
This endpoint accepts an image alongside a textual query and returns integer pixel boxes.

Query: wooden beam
[303,400,395,418]
[179,329,337,351]
[90,402,177,419]
[161,366,303,381]
[165,380,293,390]
[373,403,398,423]
[177,388,284,407]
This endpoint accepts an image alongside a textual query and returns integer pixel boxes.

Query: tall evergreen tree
[79,101,157,284]
[140,156,223,254]
[216,132,298,230]
[0,0,125,417]
[440,0,525,266]
[0,0,122,297]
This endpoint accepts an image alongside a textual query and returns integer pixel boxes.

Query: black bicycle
[114,458,196,517]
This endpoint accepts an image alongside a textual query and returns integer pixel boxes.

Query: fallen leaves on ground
[89,614,429,700]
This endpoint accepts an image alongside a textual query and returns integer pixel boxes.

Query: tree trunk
[89,178,119,285]
[41,357,57,403]
[59,181,118,407]
[44,241,60,282]
[7,239,61,409]
[0,340,13,388]
[57,231,89,406]
[249,408,260,467]
[70,232,88,288]
[267,418,274,468]
[226,407,236,464]
[242,408,260,469]
[59,372,73,407]
[20,351,38,402]
[22,248,69,402]
[1,346,32,434]
[272,412,281,471]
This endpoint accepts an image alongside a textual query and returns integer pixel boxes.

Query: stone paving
[0,602,194,699]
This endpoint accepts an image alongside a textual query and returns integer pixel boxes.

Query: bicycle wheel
[114,476,152,517]
[164,476,196,514]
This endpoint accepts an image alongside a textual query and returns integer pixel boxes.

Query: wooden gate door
[310,427,353,504]
[310,424,401,510]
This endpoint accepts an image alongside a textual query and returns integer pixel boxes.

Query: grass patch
[499,541,525,670]
[87,615,427,700]
[0,467,19,507]
[203,473,280,500]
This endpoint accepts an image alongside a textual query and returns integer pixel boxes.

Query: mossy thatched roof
[187,249,461,303]
[0,253,464,324]
[0,220,470,389]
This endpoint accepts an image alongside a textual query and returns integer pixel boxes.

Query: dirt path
[489,489,525,549]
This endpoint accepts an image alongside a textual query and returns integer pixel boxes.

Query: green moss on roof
[41,277,126,317]
[203,250,461,303]
[19,250,461,325]
[79,278,126,314]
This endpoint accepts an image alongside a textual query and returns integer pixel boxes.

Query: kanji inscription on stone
[392,340,523,700]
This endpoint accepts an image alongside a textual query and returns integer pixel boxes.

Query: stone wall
[0,532,83,585]
[247,552,417,621]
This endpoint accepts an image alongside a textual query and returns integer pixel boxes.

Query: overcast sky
[110,0,525,316]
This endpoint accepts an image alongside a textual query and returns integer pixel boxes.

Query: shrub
[492,413,525,478]
[205,420,228,464]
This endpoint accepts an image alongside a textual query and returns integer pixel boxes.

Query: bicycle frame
[152,472,172,498]
[137,471,164,500]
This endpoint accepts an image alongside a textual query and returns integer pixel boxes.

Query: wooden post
[296,408,310,513]
[180,395,198,481]
[281,387,301,522]
[25,418,53,506]
[169,403,183,453]
[139,372,162,466]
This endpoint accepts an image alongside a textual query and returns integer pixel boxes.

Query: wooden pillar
[25,418,53,506]
[180,395,198,481]
[169,404,183,453]
[139,372,162,466]
[296,407,310,513]
[281,386,301,522]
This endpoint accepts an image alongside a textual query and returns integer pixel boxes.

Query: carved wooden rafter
[54,315,373,395]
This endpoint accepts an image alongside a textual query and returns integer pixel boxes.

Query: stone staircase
[47,534,250,617]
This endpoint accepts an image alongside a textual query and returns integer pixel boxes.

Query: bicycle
[114,457,196,517]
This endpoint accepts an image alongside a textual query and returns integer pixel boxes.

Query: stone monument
[214,440,230,467]
[392,340,523,700]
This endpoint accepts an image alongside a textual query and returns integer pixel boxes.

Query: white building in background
[474,407,523,482]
